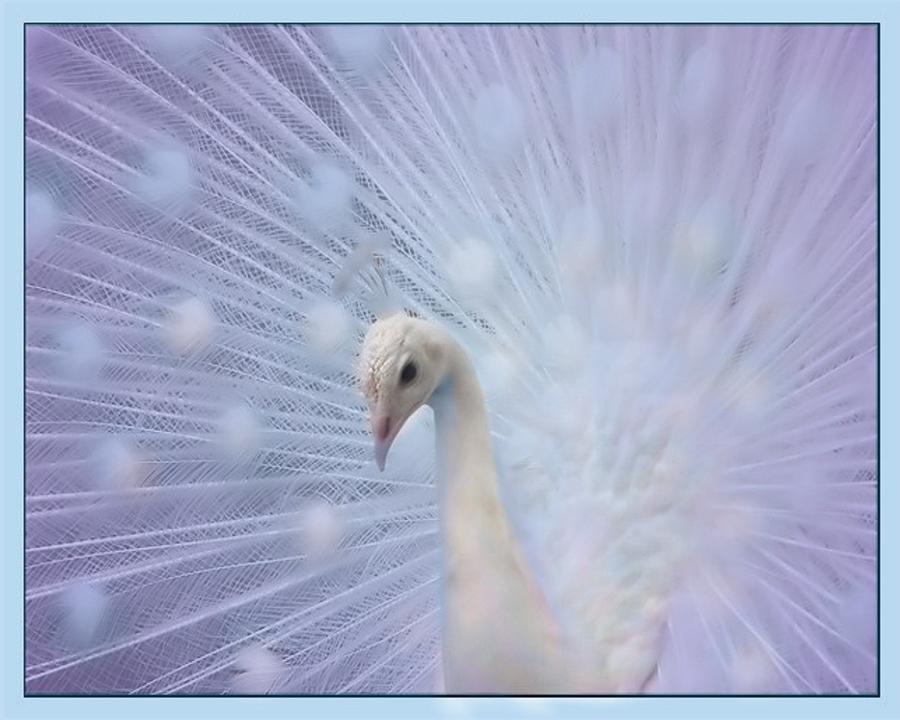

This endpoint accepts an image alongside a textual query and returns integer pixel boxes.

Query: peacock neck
[427,339,505,556]
[426,337,564,693]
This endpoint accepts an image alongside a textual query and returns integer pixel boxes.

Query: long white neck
[428,341,499,537]
[427,337,563,693]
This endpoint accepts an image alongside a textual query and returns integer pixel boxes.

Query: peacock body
[25,24,876,695]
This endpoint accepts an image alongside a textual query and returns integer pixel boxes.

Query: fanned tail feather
[25,24,876,694]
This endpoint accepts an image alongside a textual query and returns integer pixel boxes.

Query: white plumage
[25,24,876,695]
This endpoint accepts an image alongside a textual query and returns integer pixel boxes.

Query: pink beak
[371,404,397,472]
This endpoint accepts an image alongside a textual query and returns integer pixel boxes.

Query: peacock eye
[400,360,417,385]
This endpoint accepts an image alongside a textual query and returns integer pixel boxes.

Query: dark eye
[400,360,417,384]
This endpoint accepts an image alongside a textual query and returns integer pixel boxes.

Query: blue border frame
[3,3,897,719]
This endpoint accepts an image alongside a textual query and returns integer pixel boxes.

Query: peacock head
[358,313,447,471]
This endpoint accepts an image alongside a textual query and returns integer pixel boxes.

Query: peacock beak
[370,403,397,472]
